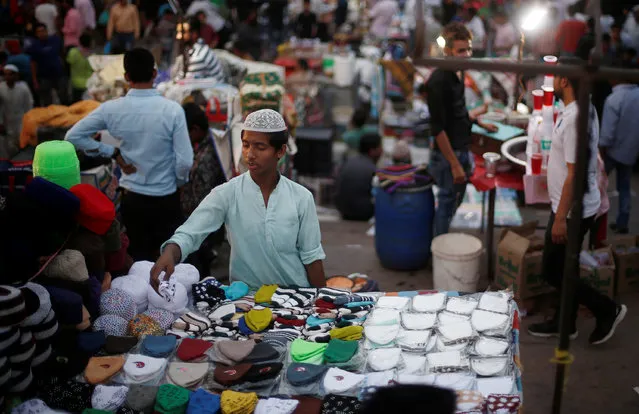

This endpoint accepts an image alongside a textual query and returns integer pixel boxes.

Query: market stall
[2,268,524,413]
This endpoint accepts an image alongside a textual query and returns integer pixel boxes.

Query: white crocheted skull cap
[243,109,287,133]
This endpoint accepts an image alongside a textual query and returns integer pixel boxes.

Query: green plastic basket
[32,140,81,189]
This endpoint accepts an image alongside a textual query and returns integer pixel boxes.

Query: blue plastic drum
[375,185,435,270]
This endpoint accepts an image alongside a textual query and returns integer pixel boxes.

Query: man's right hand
[115,154,137,175]
[150,245,180,292]
[451,163,467,184]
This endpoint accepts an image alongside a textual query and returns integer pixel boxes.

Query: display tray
[12,286,524,414]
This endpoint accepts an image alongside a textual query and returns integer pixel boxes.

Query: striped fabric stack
[183,40,225,82]
[375,164,434,193]
[239,72,285,117]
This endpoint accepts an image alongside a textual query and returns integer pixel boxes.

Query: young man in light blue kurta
[151,109,327,289]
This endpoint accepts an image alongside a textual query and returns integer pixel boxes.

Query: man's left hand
[552,216,568,244]
[480,122,499,133]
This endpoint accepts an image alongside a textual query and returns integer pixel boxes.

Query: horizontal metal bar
[413,57,639,81]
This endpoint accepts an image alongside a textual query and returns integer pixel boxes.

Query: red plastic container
[531,153,543,175]
[532,89,543,111]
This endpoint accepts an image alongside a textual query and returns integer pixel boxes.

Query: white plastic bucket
[431,233,484,292]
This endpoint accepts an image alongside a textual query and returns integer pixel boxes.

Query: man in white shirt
[369,0,399,40]
[528,57,626,346]
[0,65,33,158]
[75,0,96,30]
[491,9,517,57]
[622,5,639,51]
[463,7,485,57]
[35,0,58,36]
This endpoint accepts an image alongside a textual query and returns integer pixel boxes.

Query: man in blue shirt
[151,109,327,290]
[3,42,32,87]
[66,48,194,261]
[26,24,67,106]
[599,72,639,234]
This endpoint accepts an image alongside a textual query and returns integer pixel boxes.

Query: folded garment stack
[290,339,328,365]
[0,283,58,395]
[192,277,227,313]
[128,314,164,338]
[104,335,139,355]
[271,287,317,308]
[254,284,278,305]
[123,354,168,384]
[126,384,159,413]
[220,389,258,414]
[176,338,213,362]
[141,335,178,358]
[91,384,129,411]
[23,274,521,412]
[166,362,209,389]
[154,383,191,414]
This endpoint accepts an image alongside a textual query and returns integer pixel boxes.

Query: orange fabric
[326,276,354,290]
[464,73,481,96]
[20,101,101,149]
[380,59,417,99]
[85,355,125,384]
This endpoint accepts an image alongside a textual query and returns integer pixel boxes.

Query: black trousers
[543,212,617,326]
[185,229,225,277]
[120,190,183,262]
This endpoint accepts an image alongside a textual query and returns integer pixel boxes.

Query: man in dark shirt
[268,0,288,48]
[426,22,496,235]
[296,0,317,39]
[27,23,67,106]
[576,19,612,120]
[181,103,227,274]
[441,0,458,25]
[335,133,382,221]
[236,8,262,60]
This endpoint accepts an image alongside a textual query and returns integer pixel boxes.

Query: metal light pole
[552,1,604,411]
[168,0,188,77]
[413,0,425,60]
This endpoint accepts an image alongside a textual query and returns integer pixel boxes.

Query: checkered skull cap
[243,109,287,133]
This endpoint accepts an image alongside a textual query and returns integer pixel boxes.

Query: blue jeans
[429,150,474,236]
[604,154,632,229]
[114,32,135,52]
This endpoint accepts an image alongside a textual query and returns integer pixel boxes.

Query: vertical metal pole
[513,31,525,111]
[413,0,425,59]
[480,191,486,234]
[551,75,592,414]
[486,188,496,282]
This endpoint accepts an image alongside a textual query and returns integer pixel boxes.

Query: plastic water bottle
[527,116,542,158]
[541,132,552,171]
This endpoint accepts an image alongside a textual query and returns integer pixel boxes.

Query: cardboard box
[604,235,638,250]
[579,246,616,298]
[496,230,553,300]
[603,235,639,293]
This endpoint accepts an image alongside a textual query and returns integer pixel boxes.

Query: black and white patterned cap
[243,109,287,133]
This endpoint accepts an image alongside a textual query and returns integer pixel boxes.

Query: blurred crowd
[0,0,638,134]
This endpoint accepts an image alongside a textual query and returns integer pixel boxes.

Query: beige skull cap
[243,109,287,133]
